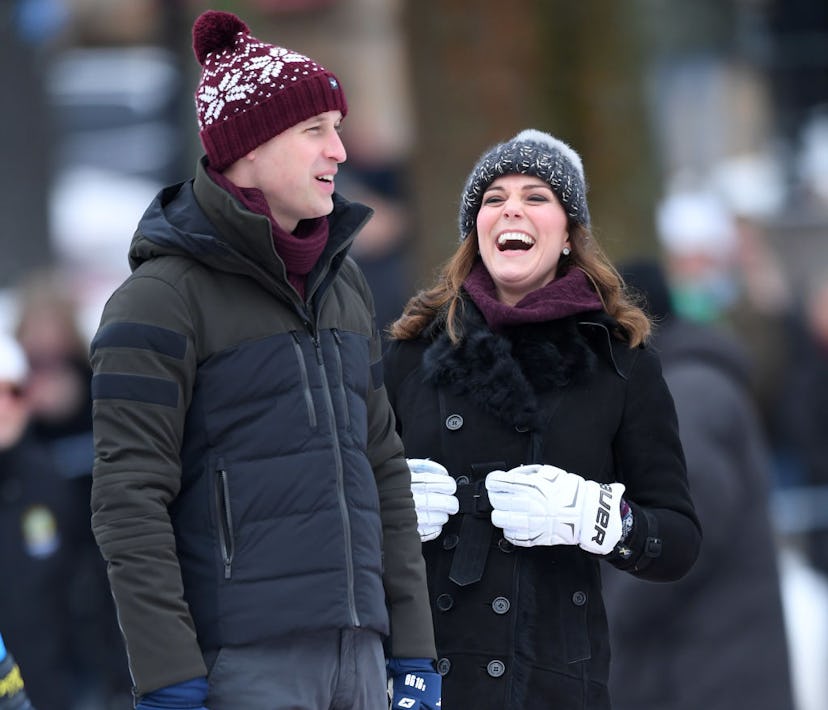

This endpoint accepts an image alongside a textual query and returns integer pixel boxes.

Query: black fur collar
[422,303,597,430]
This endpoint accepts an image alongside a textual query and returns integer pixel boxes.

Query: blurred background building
[0,0,826,708]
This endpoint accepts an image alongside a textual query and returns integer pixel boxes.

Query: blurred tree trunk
[403,0,660,281]
[0,6,54,289]
[158,1,201,178]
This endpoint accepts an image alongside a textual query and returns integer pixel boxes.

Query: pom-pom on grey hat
[458,128,589,240]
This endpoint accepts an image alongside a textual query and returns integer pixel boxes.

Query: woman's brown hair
[388,223,651,347]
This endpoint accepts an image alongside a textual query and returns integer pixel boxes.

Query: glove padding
[486,464,625,554]
[407,458,459,542]
[387,657,442,710]
[135,677,208,709]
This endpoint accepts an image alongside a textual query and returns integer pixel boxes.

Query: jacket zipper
[305,323,360,627]
[215,463,235,579]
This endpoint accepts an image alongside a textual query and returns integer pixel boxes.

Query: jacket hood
[128,159,372,298]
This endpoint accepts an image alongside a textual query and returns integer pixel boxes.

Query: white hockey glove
[485,464,625,554]
[407,458,459,542]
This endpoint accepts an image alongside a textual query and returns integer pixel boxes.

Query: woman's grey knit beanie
[458,128,589,240]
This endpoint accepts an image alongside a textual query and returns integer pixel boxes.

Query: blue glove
[135,677,208,709]
[387,657,441,710]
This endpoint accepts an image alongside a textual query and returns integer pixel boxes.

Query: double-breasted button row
[434,593,512,616]
[434,657,507,678]
[442,406,526,437]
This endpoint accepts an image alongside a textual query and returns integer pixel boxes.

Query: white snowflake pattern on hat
[196,41,314,129]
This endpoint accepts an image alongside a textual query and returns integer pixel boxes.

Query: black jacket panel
[384,303,701,710]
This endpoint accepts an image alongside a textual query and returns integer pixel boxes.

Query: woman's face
[476,174,570,305]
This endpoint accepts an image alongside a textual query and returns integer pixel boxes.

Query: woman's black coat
[384,302,701,710]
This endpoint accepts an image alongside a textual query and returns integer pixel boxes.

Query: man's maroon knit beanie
[191,10,348,170]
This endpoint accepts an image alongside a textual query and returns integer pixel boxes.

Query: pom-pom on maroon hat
[191,10,348,171]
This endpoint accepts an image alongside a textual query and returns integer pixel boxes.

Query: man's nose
[328,131,347,163]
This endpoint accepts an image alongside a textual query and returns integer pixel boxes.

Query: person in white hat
[0,332,28,450]
[1,331,83,707]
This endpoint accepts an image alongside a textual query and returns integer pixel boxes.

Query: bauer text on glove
[485,463,625,554]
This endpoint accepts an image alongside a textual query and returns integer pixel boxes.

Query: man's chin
[311,198,335,219]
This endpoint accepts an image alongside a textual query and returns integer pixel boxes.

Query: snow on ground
[779,546,828,710]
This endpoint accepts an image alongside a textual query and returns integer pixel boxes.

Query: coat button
[491,596,510,614]
[437,658,451,676]
[486,659,506,677]
[445,414,464,431]
[497,538,514,553]
[442,533,459,550]
[455,475,470,487]
[515,424,529,433]
[572,590,587,606]
[436,593,454,612]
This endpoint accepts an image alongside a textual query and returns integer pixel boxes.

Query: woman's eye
[527,194,549,202]
[482,196,503,205]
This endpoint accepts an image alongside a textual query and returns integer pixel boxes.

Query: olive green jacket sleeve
[357,268,436,661]
[90,269,206,695]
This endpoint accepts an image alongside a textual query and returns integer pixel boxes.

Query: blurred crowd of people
[1,271,131,710]
[604,176,828,710]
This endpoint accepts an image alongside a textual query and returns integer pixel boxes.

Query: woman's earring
[562,246,571,256]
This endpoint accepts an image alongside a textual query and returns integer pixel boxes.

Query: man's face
[239,110,346,232]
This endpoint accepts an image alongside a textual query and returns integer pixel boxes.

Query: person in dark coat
[601,258,795,710]
[0,332,78,710]
[779,271,828,575]
[14,270,131,708]
[383,130,702,710]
